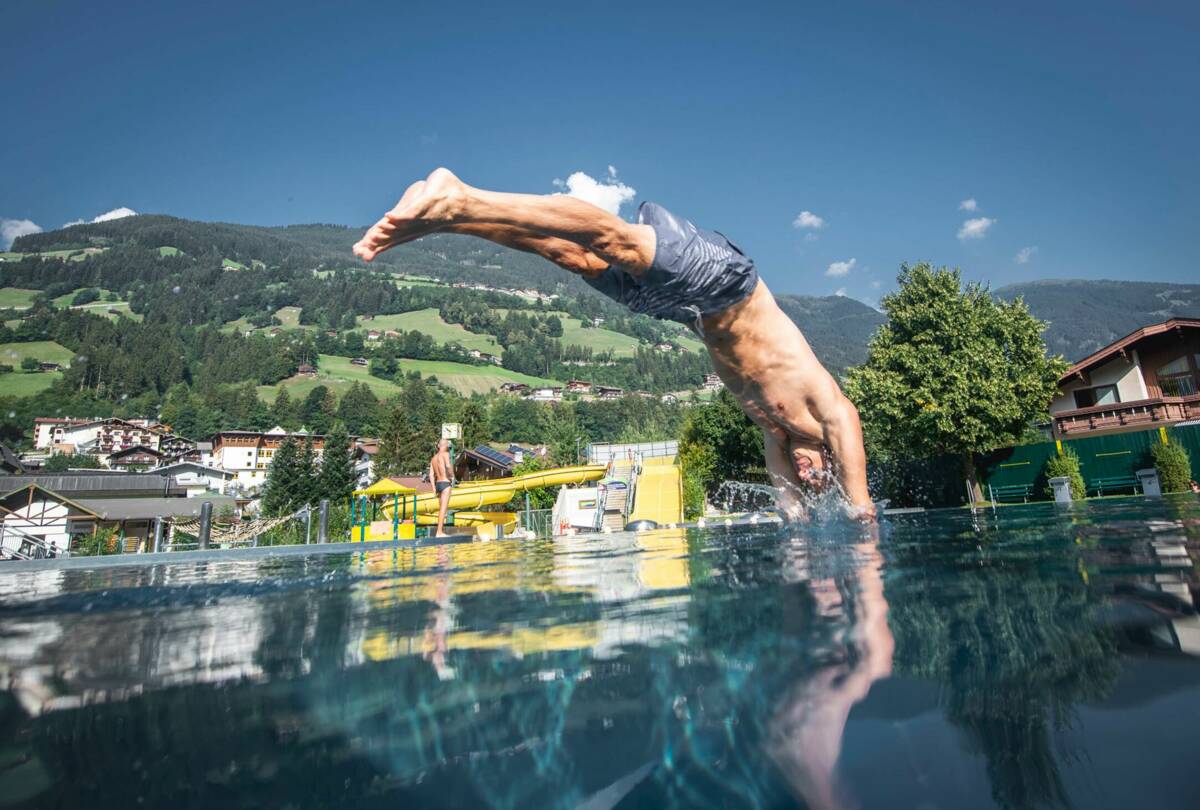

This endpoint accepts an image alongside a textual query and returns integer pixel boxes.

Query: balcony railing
[1053,393,1200,436]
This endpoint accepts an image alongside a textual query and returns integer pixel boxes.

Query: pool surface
[2,497,1199,808]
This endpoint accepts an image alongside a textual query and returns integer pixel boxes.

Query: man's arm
[763,429,807,522]
[821,397,875,519]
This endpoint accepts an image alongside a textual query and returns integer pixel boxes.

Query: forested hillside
[995,280,1200,361]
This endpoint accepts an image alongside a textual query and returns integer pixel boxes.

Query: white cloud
[957,216,995,241]
[792,210,827,230]
[92,206,138,222]
[835,287,847,297]
[1,218,42,250]
[552,169,636,215]
[1015,245,1038,264]
[825,258,857,277]
[959,198,978,212]
[803,232,819,242]
[64,207,139,228]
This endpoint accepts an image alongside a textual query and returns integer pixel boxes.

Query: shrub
[1151,439,1192,493]
[20,357,39,372]
[1043,447,1085,500]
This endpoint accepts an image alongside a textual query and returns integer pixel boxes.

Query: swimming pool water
[1,497,1199,809]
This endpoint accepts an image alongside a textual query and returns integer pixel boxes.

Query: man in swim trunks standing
[429,438,454,537]
[356,169,874,521]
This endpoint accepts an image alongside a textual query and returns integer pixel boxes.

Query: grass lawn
[223,258,248,271]
[0,340,76,366]
[45,289,142,322]
[222,306,313,335]
[497,309,643,357]
[158,246,181,257]
[0,288,39,309]
[357,309,500,353]
[0,369,63,396]
[256,353,560,401]
[390,273,447,289]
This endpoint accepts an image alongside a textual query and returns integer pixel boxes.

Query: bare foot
[353,180,431,261]
[387,168,468,226]
[352,168,469,262]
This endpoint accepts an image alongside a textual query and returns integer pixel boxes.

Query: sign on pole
[441,423,461,440]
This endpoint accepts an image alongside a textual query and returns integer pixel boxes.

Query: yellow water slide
[628,455,684,526]
[355,465,607,539]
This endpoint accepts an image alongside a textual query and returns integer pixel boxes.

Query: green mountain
[994,279,1200,362]
[774,294,886,375]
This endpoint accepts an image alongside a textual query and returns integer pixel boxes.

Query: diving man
[356,169,873,520]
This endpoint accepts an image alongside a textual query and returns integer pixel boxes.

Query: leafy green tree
[20,357,39,372]
[43,453,102,471]
[317,423,356,503]
[455,399,488,450]
[678,389,764,510]
[844,264,1067,501]
[1151,439,1192,492]
[262,436,301,516]
[1043,447,1085,500]
[541,402,582,466]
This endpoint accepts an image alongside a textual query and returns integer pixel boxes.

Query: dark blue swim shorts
[582,202,759,327]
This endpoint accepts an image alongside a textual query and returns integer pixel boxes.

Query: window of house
[1157,356,1197,397]
[1074,385,1119,408]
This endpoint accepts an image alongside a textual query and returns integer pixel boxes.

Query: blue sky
[2,0,1197,302]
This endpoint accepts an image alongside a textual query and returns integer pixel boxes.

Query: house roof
[0,473,181,498]
[75,496,238,521]
[1060,318,1200,383]
[0,483,102,519]
[152,461,235,479]
[108,444,163,459]
[0,443,23,474]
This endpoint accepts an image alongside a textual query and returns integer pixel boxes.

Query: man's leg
[436,488,451,537]
[354,168,655,271]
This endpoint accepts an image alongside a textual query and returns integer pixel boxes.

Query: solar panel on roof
[471,446,514,467]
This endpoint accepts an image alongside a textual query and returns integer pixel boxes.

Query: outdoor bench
[1088,476,1140,496]
[989,483,1035,503]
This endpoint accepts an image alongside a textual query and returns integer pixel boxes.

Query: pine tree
[296,436,318,506]
[337,382,380,435]
[318,422,357,502]
[270,388,297,430]
[262,435,300,516]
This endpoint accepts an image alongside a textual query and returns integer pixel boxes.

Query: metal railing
[518,508,555,538]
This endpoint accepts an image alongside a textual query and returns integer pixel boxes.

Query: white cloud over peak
[64,207,139,228]
[1015,245,1038,264]
[826,258,857,277]
[957,216,995,241]
[552,169,636,216]
[792,210,827,230]
[1,218,42,250]
[835,287,847,297]
[959,198,978,212]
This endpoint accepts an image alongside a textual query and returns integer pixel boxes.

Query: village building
[151,461,237,497]
[297,363,317,377]
[565,380,593,394]
[597,386,624,400]
[526,386,563,403]
[106,445,164,469]
[499,382,530,395]
[35,417,180,464]
[1049,318,1200,438]
[208,427,327,489]
[350,357,369,366]
[701,373,725,392]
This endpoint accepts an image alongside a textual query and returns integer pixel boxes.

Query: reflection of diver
[768,531,894,810]
[422,545,457,680]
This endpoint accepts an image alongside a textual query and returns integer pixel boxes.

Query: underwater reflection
[0,499,1198,809]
